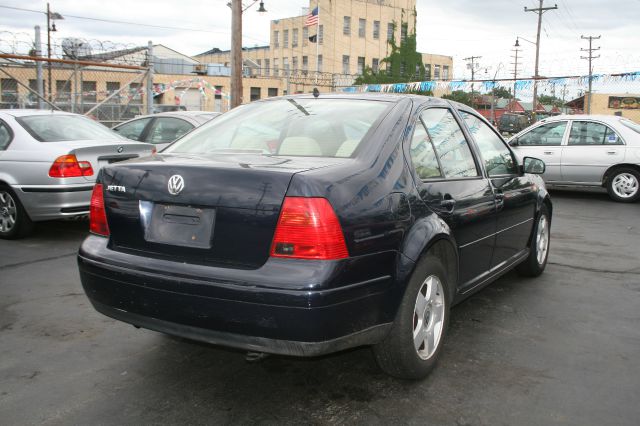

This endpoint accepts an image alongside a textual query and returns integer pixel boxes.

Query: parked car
[113,111,221,149]
[509,115,640,202]
[499,113,530,135]
[78,94,551,379]
[0,110,154,239]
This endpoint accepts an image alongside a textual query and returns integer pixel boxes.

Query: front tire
[606,167,640,203]
[0,186,34,239]
[516,205,550,277]
[373,255,450,380]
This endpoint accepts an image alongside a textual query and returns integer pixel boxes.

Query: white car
[0,110,154,239]
[509,115,640,202]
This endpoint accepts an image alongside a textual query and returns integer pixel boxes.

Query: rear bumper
[15,185,93,221]
[78,235,402,356]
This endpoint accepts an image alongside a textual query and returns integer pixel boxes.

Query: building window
[303,27,308,46]
[443,65,449,80]
[302,56,308,74]
[250,87,261,102]
[358,19,366,38]
[257,59,262,75]
[283,29,289,48]
[214,85,223,111]
[274,58,279,76]
[283,57,289,74]
[373,20,380,39]
[387,23,394,42]
[273,30,279,48]
[268,88,278,97]
[343,16,351,35]
[106,81,120,103]
[82,81,97,103]
[292,56,298,71]
[342,55,350,75]
[317,54,323,73]
[264,59,270,76]
[0,78,18,106]
[55,80,71,102]
[319,25,324,44]
[27,79,38,104]
[292,28,298,47]
[357,57,365,75]
[434,64,441,80]
[401,23,408,44]
[425,64,432,80]
[372,58,379,73]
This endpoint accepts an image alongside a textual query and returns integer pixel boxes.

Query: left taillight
[89,184,109,237]
[48,154,93,178]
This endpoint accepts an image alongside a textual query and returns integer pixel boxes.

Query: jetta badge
[117,146,124,153]
[167,175,185,195]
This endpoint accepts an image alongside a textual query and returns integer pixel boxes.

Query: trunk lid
[101,153,341,269]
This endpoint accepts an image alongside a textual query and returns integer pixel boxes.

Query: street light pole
[230,0,242,109]
[46,3,52,103]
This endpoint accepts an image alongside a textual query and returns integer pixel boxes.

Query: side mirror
[523,156,546,174]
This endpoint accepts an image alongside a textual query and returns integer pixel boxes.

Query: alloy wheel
[536,215,549,265]
[0,190,17,233]
[612,172,639,199]
[412,275,445,360]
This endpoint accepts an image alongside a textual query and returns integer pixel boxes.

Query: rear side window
[409,120,442,179]
[460,112,518,176]
[420,109,478,178]
[0,121,11,150]
[568,121,622,145]
[147,118,193,144]
[518,121,566,146]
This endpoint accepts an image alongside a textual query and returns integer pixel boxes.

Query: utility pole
[525,0,558,122]
[34,26,44,109]
[46,3,52,103]
[510,42,521,112]
[230,0,243,108]
[146,41,154,115]
[464,56,481,109]
[581,35,601,114]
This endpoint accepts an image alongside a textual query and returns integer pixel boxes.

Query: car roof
[0,109,78,117]
[261,92,451,106]
[540,114,625,124]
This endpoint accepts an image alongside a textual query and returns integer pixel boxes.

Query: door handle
[606,150,617,155]
[543,151,554,155]
[439,197,456,214]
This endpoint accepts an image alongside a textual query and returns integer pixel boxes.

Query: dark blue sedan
[78,94,551,379]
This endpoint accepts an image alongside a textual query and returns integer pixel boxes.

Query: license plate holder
[144,204,215,249]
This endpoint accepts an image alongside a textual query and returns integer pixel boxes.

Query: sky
[1,0,639,81]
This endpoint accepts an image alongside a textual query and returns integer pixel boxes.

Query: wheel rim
[412,275,445,360]
[612,172,639,199]
[536,215,549,266]
[0,190,17,233]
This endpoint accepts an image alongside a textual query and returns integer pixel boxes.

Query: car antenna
[313,87,320,98]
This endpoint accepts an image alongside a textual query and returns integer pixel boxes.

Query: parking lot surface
[1,190,639,425]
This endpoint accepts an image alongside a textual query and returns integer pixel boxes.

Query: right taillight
[270,197,348,260]
[49,154,93,178]
[89,184,110,237]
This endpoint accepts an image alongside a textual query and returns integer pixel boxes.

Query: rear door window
[420,108,479,178]
[518,121,566,146]
[568,121,622,145]
[113,117,152,141]
[409,119,442,179]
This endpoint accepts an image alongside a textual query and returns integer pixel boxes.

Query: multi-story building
[195,0,453,86]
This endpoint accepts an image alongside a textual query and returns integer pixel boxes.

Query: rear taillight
[89,184,110,236]
[270,197,348,260]
[48,154,93,178]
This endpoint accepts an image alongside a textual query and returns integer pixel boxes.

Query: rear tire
[606,167,640,203]
[516,205,550,277]
[373,255,450,380]
[0,185,34,239]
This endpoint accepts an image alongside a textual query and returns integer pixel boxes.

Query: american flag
[304,6,319,27]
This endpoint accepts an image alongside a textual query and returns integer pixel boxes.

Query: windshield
[164,98,390,158]
[17,114,123,142]
[620,118,640,134]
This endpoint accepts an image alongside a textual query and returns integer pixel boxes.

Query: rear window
[16,114,123,142]
[620,119,640,134]
[164,98,390,158]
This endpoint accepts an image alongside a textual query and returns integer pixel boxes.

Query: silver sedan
[509,115,640,202]
[0,109,154,239]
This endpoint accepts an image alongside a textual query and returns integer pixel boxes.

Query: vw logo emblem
[167,175,185,195]
[117,146,124,153]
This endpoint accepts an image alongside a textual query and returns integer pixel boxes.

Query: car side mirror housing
[523,156,546,174]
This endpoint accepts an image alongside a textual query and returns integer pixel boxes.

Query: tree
[491,87,513,99]
[538,94,564,107]
[354,24,429,90]
[442,90,473,107]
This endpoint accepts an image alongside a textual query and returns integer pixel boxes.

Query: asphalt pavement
[1,190,639,425]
